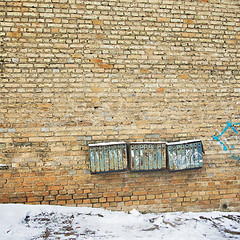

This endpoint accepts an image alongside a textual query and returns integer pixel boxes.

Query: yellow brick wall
[0,0,239,212]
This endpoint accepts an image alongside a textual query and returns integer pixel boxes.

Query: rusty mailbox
[167,140,204,171]
[89,142,128,174]
[129,142,166,171]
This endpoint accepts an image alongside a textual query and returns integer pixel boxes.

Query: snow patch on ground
[0,204,239,240]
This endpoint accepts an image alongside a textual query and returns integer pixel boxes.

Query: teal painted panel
[139,145,144,171]
[167,140,204,171]
[197,142,203,167]
[89,142,127,174]
[129,142,166,171]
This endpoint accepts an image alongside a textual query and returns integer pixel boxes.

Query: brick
[83,199,91,204]
[102,203,110,208]
[197,200,211,205]
[44,195,56,201]
[92,87,103,92]
[48,186,63,191]
[99,64,113,69]
[37,103,53,108]
[84,189,91,194]
[163,193,171,198]
[157,17,171,22]
[72,54,82,58]
[171,179,185,184]
[131,196,138,201]
[178,74,189,79]
[7,32,22,38]
[99,197,107,203]
[140,69,148,74]
[56,195,72,200]
[95,35,104,39]
[124,201,132,206]
[43,176,56,182]
[133,191,147,196]
[58,200,66,205]
[91,198,99,203]
[182,33,195,37]
[91,59,102,64]
[27,197,43,202]
[139,196,146,200]
[123,187,130,192]
[1,0,239,214]
[51,28,59,33]
[75,199,83,204]
[103,192,117,198]
[123,197,130,201]
[157,88,164,93]
[184,19,195,24]
[146,195,155,200]
[92,20,102,25]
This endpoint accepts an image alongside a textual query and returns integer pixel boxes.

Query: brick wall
[0,0,239,212]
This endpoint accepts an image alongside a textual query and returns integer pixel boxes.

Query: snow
[89,140,203,147]
[129,142,166,144]
[89,142,126,147]
[166,139,202,145]
[0,204,239,240]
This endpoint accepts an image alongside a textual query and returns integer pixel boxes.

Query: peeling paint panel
[167,140,204,171]
[89,142,127,174]
[129,142,166,171]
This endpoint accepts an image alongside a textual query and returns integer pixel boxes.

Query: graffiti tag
[212,121,240,160]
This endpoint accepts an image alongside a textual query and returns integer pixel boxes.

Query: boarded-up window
[167,140,204,171]
[129,142,166,171]
[89,142,128,174]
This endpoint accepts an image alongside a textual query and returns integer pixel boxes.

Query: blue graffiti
[212,121,240,160]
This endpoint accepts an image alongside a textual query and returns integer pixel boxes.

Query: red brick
[99,197,107,203]
[123,197,130,201]
[103,192,117,198]
[115,197,122,202]
[124,201,132,206]
[48,185,63,191]
[58,200,66,205]
[75,200,83,204]
[99,64,113,69]
[123,187,130,192]
[56,195,72,200]
[140,69,148,74]
[28,197,43,202]
[10,198,27,203]
[133,191,147,196]
[90,198,99,203]
[83,199,91,204]
[107,197,115,202]
[157,88,164,92]
[102,203,110,208]
[91,59,102,64]
[197,200,211,205]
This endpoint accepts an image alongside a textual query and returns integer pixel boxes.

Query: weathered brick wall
[0,0,239,212]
